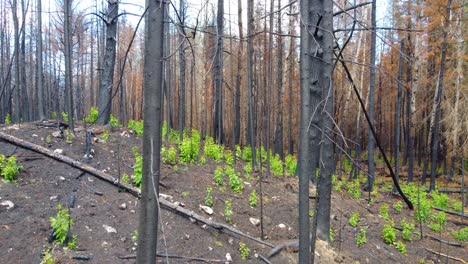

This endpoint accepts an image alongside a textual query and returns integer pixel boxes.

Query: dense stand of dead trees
[0,0,465,262]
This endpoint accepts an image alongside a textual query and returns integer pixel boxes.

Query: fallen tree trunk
[0,131,141,196]
[0,131,274,249]
[425,235,464,248]
[437,189,467,194]
[425,248,467,263]
[432,206,468,219]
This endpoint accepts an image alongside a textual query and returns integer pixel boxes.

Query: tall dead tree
[429,0,453,191]
[287,0,296,155]
[64,0,74,131]
[234,0,243,146]
[12,0,20,123]
[273,0,284,159]
[213,0,224,144]
[97,0,119,125]
[20,0,28,121]
[36,0,45,120]
[136,0,165,262]
[178,0,186,140]
[365,0,377,191]
[394,40,404,190]
[312,0,334,246]
[247,0,256,168]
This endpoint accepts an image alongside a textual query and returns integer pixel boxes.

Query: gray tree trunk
[20,0,28,121]
[178,0,186,140]
[247,0,256,168]
[273,0,284,159]
[90,25,95,107]
[234,0,243,145]
[287,1,295,155]
[97,0,119,125]
[12,0,20,123]
[64,0,74,131]
[36,0,45,120]
[213,0,224,144]
[136,0,165,262]
[315,0,334,243]
[429,0,453,191]
[365,0,377,192]
[394,40,404,190]
[298,0,312,261]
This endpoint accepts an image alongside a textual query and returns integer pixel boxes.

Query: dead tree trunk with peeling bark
[136,0,165,262]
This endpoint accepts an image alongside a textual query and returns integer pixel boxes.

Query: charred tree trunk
[394,40,404,190]
[36,0,45,120]
[429,0,453,191]
[12,0,20,123]
[136,0,165,262]
[178,0,186,140]
[64,0,74,131]
[247,0,256,168]
[97,0,119,125]
[273,0,284,159]
[213,0,224,144]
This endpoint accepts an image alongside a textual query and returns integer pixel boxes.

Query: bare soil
[0,121,466,263]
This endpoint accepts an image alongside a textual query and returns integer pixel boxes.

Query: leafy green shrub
[349,212,360,227]
[41,248,55,264]
[161,146,177,165]
[65,129,73,144]
[179,130,201,163]
[225,199,233,223]
[168,129,179,142]
[225,151,235,165]
[242,146,252,162]
[451,200,462,212]
[270,153,284,176]
[101,130,109,141]
[333,177,346,192]
[204,136,224,162]
[199,155,207,165]
[161,121,167,139]
[400,218,415,241]
[256,147,267,163]
[132,147,142,187]
[84,107,98,124]
[214,166,223,186]
[284,154,297,176]
[347,179,361,199]
[395,240,407,255]
[431,190,449,209]
[379,204,390,221]
[249,189,258,207]
[205,186,213,207]
[5,113,11,124]
[67,234,78,249]
[329,228,335,242]
[343,157,353,173]
[393,201,403,213]
[128,119,144,136]
[131,229,138,242]
[49,204,72,244]
[382,222,396,244]
[356,228,367,246]
[451,227,468,242]
[51,111,58,119]
[429,212,446,232]
[109,115,121,128]
[61,112,68,122]
[244,163,252,175]
[226,166,244,193]
[0,155,22,182]
[239,242,251,260]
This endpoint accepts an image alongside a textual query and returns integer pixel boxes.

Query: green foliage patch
[161,146,177,165]
[128,119,144,136]
[84,107,98,124]
[249,189,258,207]
[204,136,224,162]
[0,155,22,182]
[284,154,297,176]
[179,130,201,163]
[239,242,251,260]
[451,227,468,242]
[49,204,72,245]
[349,212,360,227]
[356,228,367,246]
[382,222,396,245]
[132,147,142,187]
[205,186,214,207]
[270,153,284,176]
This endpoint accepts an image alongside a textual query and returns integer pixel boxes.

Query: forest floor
[0,121,466,264]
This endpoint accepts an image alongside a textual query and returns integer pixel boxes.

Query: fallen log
[425,235,464,248]
[432,206,468,219]
[438,189,467,194]
[425,248,467,263]
[0,131,274,249]
[119,253,230,263]
[0,131,141,197]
